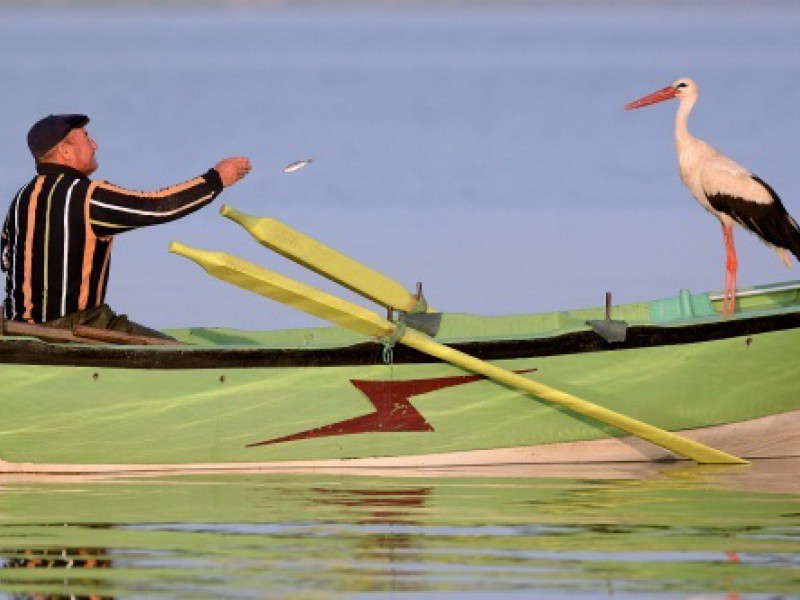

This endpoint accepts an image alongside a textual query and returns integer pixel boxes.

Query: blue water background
[1,3,799,330]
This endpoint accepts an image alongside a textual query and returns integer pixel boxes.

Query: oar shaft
[398,328,747,465]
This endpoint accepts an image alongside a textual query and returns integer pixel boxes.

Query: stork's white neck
[675,94,697,146]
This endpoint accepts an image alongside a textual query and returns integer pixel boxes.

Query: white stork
[625,77,800,315]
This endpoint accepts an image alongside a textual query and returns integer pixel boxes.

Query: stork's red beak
[624,86,677,110]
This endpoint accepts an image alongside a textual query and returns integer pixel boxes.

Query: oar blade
[220,204,431,313]
[169,241,392,338]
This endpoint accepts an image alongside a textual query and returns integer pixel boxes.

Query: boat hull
[1,318,798,471]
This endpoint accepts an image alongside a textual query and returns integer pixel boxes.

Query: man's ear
[54,140,77,167]
[57,141,72,161]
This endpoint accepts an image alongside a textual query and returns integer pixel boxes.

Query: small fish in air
[282,159,313,174]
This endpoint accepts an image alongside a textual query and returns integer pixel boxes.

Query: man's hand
[215,157,252,187]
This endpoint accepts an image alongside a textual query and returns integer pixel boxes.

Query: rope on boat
[380,322,407,364]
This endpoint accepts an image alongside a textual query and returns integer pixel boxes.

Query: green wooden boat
[1,277,798,473]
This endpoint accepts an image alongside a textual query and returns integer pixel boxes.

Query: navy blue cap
[27,114,90,159]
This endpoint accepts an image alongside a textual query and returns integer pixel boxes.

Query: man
[1,113,251,338]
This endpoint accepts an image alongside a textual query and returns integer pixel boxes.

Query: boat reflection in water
[0,459,796,598]
[0,542,112,600]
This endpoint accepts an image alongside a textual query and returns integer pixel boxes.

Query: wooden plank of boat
[71,325,179,346]
[1,317,92,343]
[220,204,435,314]
[169,241,748,465]
[1,316,179,346]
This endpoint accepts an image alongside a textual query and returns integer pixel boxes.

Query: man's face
[63,127,98,175]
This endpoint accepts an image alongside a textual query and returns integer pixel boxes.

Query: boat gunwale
[2,309,800,369]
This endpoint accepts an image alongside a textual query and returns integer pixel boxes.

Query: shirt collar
[35,162,90,180]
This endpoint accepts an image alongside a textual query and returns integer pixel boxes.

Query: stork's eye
[676,82,688,88]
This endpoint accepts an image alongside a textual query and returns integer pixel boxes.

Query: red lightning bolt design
[247,369,535,448]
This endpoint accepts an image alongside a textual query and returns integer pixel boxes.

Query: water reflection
[311,487,432,523]
[0,460,796,598]
[0,542,112,600]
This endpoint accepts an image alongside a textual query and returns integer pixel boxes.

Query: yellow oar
[169,241,748,465]
[220,204,434,313]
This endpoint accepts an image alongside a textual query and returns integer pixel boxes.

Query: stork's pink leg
[721,224,738,316]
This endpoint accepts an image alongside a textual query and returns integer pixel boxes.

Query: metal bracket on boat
[586,292,628,343]
[398,311,443,337]
[389,282,443,337]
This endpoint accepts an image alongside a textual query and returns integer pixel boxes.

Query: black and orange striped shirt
[1,163,223,323]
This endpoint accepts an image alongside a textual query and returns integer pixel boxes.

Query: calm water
[0,460,798,598]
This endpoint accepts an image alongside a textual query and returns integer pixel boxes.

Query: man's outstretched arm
[89,157,251,236]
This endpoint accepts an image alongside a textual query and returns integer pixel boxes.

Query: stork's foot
[722,291,735,316]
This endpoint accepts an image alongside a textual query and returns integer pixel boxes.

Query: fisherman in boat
[0,113,251,338]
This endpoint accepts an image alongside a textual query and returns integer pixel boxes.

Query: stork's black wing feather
[706,175,800,261]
